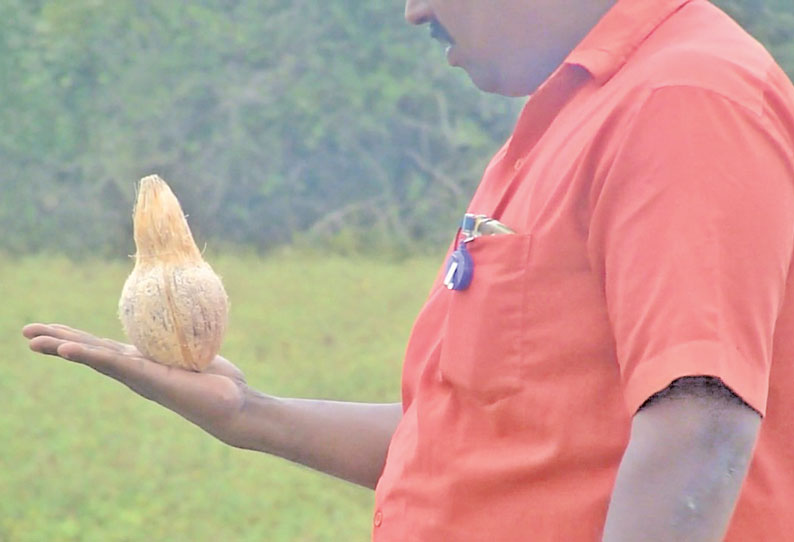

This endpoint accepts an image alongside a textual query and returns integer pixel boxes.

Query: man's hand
[602,377,761,541]
[23,323,402,489]
[23,323,248,444]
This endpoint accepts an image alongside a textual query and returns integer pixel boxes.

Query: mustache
[429,19,455,45]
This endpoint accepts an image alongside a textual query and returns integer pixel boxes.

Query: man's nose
[405,0,432,25]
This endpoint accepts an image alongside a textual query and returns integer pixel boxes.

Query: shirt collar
[564,0,695,85]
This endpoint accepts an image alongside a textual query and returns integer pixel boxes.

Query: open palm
[23,323,249,442]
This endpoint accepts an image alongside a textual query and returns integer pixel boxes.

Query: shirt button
[374,510,383,527]
[514,158,525,171]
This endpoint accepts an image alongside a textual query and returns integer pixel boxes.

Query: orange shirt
[373,0,794,540]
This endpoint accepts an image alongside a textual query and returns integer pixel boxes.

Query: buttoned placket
[491,63,591,219]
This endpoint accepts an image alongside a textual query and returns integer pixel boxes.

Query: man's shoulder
[619,0,789,114]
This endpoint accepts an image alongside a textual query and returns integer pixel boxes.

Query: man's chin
[469,59,563,97]
[466,68,534,97]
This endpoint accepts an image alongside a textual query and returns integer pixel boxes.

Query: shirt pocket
[438,233,532,402]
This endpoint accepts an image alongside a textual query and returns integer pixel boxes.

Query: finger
[29,336,129,366]
[24,323,133,354]
[28,335,71,356]
[23,323,53,339]
[49,323,133,352]
[25,323,97,343]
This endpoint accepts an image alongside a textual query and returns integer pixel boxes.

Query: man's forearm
[602,377,760,541]
[224,388,403,489]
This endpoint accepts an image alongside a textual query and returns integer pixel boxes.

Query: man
[24,0,794,540]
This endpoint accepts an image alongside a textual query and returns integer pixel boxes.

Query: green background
[2,1,794,540]
[2,253,440,541]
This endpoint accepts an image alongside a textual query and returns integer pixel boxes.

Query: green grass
[0,251,440,541]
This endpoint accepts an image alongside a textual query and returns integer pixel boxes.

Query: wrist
[222,386,283,451]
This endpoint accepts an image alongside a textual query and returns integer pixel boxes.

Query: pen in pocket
[462,213,516,239]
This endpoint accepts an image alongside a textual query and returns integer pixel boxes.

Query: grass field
[0,251,440,541]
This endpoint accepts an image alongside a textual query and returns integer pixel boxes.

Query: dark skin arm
[22,323,402,489]
[603,377,761,542]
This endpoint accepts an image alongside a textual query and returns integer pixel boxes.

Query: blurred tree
[716,0,794,69]
[0,0,792,256]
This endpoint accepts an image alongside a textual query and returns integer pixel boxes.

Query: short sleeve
[589,85,794,415]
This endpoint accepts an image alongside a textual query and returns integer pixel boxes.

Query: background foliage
[0,0,793,257]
